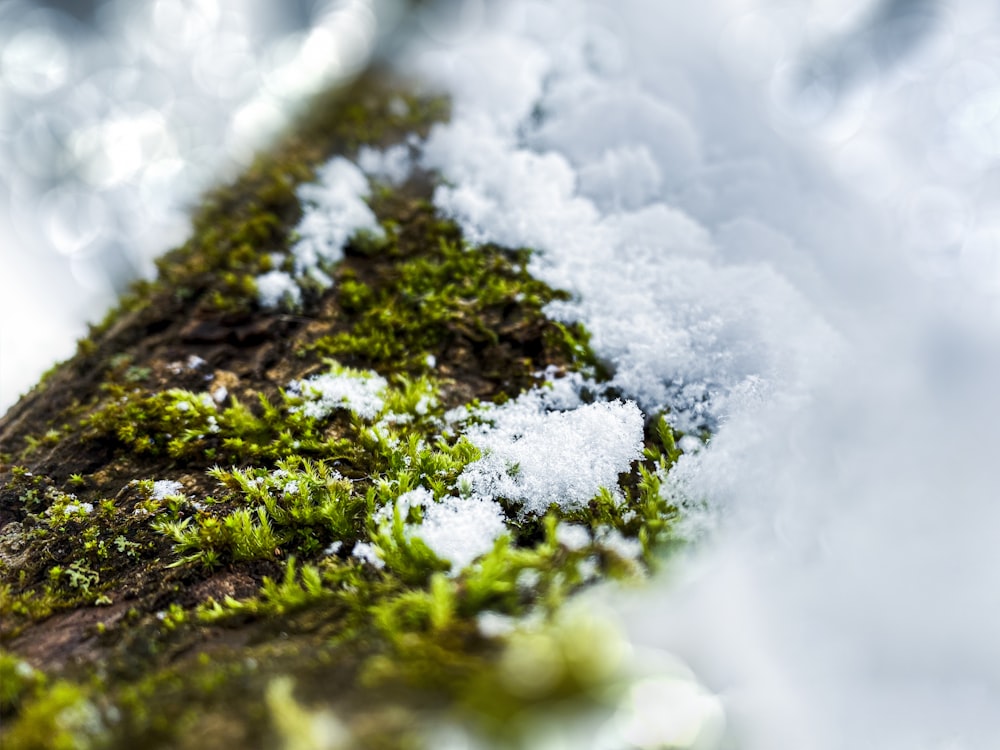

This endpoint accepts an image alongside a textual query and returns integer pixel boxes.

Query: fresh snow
[255,270,302,309]
[374,486,507,574]
[151,480,184,501]
[357,143,414,185]
[416,20,837,431]
[460,394,644,517]
[256,156,381,308]
[555,522,591,552]
[288,367,387,421]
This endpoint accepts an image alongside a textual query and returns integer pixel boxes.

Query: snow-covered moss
[460,393,645,518]
[0,70,697,749]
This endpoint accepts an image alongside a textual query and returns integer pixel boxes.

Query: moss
[308,201,570,379]
[0,71,699,748]
[1,678,107,750]
[0,649,44,715]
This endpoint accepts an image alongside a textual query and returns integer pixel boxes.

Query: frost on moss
[0,72,698,749]
[288,364,388,421]
[460,393,645,518]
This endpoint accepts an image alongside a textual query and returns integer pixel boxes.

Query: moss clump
[309,201,569,378]
[0,71,698,748]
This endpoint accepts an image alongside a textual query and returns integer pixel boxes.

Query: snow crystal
[151,480,184,500]
[291,157,381,277]
[289,368,387,421]
[324,540,342,556]
[595,527,643,561]
[414,396,432,416]
[577,555,600,582]
[351,541,384,569]
[459,392,644,517]
[415,6,836,429]
[375,487,506,573]
[255,270,302,309]
[255,157,381,308]
[416,496,507,573]
[516,568,541,592]
[373,486,434,525]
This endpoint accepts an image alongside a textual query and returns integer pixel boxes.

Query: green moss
[309,205,570,376]
[2,679,106,750]
[0,649,44,715]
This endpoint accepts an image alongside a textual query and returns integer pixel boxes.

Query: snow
[555,522,591,552]
[416,495,507,573]
[459,392,644,518]
[9,1,1000,746]
[292,157,381,277]
[350,541,384,570]
[375,487,507,574]
[418,54,835,429]
[288,367,387,421]
[595,526,643,562]
[256,156,381,308]
[357,143,413,185]
[151,480,184,501]
[477,611,517,638]
[324,540,342,556]
[255,270,302,309]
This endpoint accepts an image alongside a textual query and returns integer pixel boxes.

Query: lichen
[0,71,696,748]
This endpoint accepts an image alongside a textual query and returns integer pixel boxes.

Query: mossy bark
[0,71,681,749]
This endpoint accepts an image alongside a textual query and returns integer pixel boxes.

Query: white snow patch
[324,540,342,556]
[412,497,507,575]
[255,157,382,308]
[416,6,838,428]
[406,1,1000,748]
[289,368,387,421]
[419,496,507,573]
[357,143,413,185]
[477,611,517,638]
[460,393,644,517]
[351,541,384,569]
[151,480,184,500]
[376,487,507,574]
[596,526,643,561]
[255,270,302,309]
[373,486,435,525]
[555,522,591,551]
[291,157,381,278]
